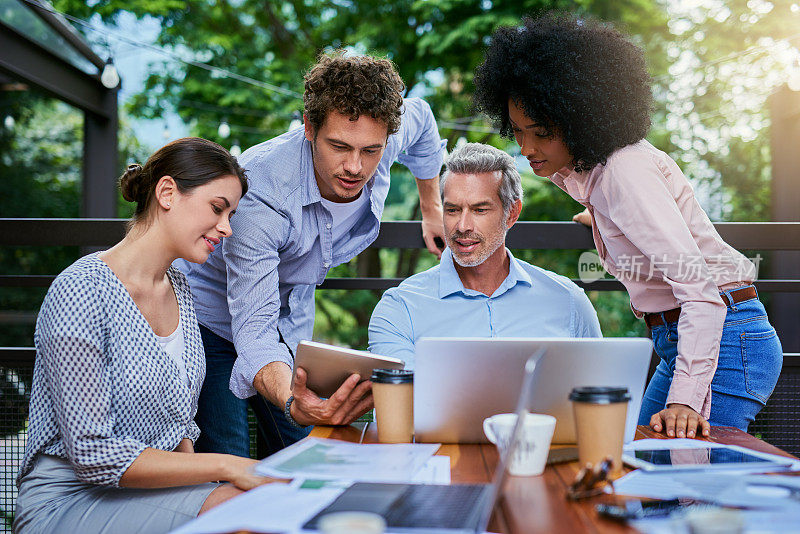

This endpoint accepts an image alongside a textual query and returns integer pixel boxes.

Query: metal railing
[2,218,799,366]
[3,218,800,289]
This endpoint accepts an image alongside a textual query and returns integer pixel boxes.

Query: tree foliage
[5,0,798,348]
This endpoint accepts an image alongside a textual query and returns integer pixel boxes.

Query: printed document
[254,437,441,482]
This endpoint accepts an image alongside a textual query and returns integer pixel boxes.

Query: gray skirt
[14,455,219,534]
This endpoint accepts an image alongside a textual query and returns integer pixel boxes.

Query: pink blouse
[550,140,755,418]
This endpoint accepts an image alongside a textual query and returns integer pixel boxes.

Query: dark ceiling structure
[0,0,119,217]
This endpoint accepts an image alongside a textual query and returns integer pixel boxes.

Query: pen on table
[359,421,370,444]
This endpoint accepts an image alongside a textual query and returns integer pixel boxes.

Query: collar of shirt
[438,247,533,298]
[299,137,321,206]
[550,165,605,206]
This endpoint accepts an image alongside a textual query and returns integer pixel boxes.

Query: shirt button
[326,223,332,229]
[323,261,330,268]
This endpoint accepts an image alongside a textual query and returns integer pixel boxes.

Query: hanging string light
[289,111,303,131]
[218,120,231,139]
[100,57,120,89]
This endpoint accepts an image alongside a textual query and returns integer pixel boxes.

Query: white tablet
[622,444,794,472]
[291,340,404,398]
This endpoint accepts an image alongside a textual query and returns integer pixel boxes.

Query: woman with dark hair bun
[474,14,782,439]
[15,138,265,534]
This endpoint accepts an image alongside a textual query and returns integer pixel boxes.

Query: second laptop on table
[413,337,653,444]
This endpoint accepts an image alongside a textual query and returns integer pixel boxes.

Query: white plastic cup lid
[318,511,387,534]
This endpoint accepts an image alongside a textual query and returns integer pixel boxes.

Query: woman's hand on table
[222,455,272,491]
[649,403,710,438]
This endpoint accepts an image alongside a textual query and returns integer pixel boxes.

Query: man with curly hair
[180,51,447,456]
[473,14,781,439]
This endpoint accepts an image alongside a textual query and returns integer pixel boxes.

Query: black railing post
[770,86,800,353]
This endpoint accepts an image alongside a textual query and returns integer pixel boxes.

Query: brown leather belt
[644,285,758,328]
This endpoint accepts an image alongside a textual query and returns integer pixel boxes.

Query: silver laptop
[414,337,653,444]
[303,353,543,533]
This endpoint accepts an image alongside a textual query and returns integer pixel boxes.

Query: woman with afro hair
[473,14,782,439]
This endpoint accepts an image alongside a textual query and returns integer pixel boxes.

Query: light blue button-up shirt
[368,248,602,369]
[179,97,446,399]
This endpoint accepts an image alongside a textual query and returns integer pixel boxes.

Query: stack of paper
[170,481,345,534]
[632,508,800,534]
[254,437,441,482]
[171,438,450,534]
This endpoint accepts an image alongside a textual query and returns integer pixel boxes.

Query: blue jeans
[637,288,783,431]
[194,324,311,458]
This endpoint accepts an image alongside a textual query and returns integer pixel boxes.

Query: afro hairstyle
[473,13,653,172]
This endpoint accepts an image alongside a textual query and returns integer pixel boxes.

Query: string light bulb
[289,111,302,131]
[230,143,242,157]
[100,57,120,89]
[218,120,231,139]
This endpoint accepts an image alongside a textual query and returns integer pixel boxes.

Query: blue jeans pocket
[666,324,679,344]
[651,324,678,363]
[741,328,783,404]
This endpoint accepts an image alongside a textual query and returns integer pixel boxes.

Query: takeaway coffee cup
[482,413,556,476]
[569,386,631,477]
[371,369,414,443]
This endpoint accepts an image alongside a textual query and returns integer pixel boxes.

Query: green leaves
[12,0,794,348]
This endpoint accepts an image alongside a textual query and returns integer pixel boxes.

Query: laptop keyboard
[304,482,490,531]
[384,484,488,529]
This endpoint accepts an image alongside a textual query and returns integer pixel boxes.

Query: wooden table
[310,424,796,533]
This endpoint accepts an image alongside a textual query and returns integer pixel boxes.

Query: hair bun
[119,163,145,203]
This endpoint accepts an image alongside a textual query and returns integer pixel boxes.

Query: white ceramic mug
[483,413,557,476]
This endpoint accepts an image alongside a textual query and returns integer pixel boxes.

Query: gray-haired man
[369,143,601,368]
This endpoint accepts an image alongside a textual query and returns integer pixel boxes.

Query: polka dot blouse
[18,253,205,487]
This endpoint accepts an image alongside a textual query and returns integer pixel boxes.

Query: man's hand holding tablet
[253,359,375,429]
[290,367,373,427]
[257,340,404,428]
